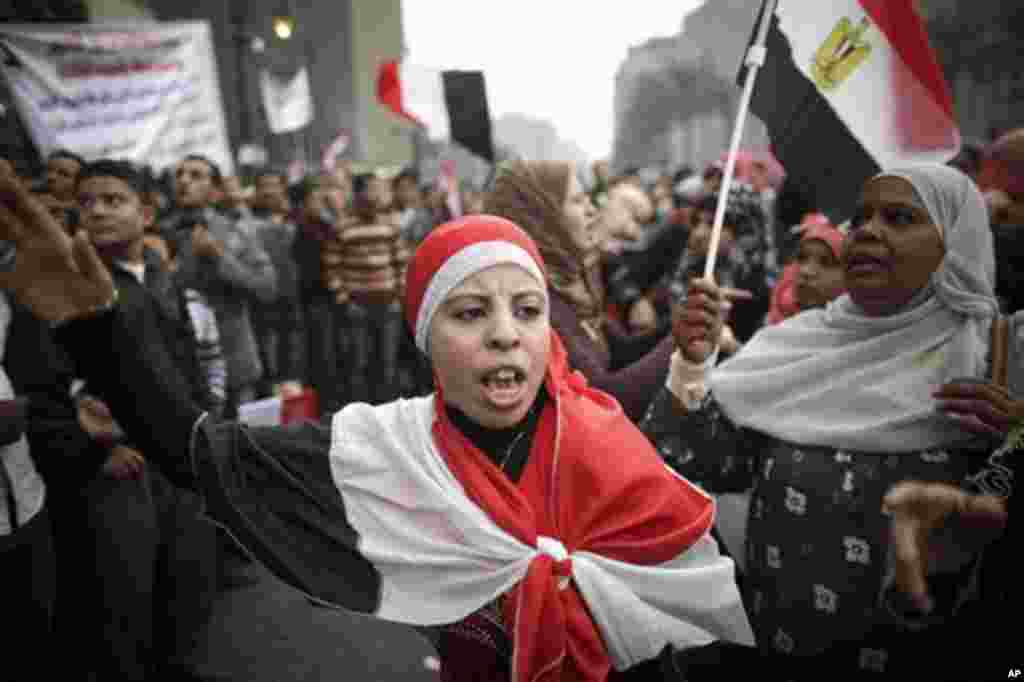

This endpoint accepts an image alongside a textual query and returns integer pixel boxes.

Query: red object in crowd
[767,263,800,325]
[281,388,319,424]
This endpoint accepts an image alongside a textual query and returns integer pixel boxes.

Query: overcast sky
[402,1,706,162]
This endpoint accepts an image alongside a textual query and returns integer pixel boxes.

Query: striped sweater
[322,212,411,305]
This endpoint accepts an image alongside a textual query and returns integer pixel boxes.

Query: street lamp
[272,15,294,41]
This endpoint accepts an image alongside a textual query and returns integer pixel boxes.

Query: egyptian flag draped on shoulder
[187,216,753,682]
[377,59,496,163]
[746,0,959,220]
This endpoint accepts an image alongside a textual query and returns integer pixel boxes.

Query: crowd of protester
[1,123,1023,681]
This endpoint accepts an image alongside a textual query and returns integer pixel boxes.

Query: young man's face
[302,186,331,222]
[253,174,289,214]
[366,176,393,212]
[394,177,421,210]
[78,176,149,257]
[175,159,217,209]
[222,176,248,208]
[46,156,82,201]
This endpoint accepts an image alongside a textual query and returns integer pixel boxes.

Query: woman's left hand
[933,380,1024,440]
[883,481,1007,613]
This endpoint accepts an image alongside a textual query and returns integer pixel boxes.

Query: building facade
[611,0,768,176]
[919,1,1024,144]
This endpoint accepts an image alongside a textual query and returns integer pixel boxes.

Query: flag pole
[703,0,778,280]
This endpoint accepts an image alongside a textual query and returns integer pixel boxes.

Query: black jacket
[109,249,215,413]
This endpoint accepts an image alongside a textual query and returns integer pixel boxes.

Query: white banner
[259,66,313,134]
[0,21,233,173]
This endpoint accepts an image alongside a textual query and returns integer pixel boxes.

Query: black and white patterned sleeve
[640,385,767,494]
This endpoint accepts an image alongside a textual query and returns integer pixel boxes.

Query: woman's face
[561,171,598,254]
[795,239,844,309]
[429,263,550,429]
[842,175,945,316]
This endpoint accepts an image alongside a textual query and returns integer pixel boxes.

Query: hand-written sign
[0,21,233,173]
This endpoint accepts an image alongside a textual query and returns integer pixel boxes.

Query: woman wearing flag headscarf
[0,177,756,682]
[484,160,676,422]
[765,215,846,325]
[641,163,1022,680]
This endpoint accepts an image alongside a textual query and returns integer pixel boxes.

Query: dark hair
[77,159,147,197]
[352,172,376,196]
[393,167,420,186]
[290,174,326,205]
[696,185,765,236]
[48,149,85,168]
[703,165,724,180]
[180,154,223,186]
[253,167,287,186]
[673,166,695,184]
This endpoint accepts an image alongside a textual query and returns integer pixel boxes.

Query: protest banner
[0,21,233,173]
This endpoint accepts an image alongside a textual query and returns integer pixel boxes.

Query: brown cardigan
[548,292,673,423]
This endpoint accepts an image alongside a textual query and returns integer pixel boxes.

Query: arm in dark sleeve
[605,317,668,370]
[52,308,382,613]
[4,303,109,490]
[53,307,204,490]
[215,219,278,304]
[550,297,673,422]
[639,386,768,494]
[606,224,689,306]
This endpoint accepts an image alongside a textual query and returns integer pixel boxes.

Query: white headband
[414,240,545,354]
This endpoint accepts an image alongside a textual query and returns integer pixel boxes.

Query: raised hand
[190,224,224,259]
[102,444,146,480]
[0,171,115,323]
[882,481,1007,614]
[672,278,726,363]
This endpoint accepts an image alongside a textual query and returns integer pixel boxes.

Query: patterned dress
[640,389,1013,680]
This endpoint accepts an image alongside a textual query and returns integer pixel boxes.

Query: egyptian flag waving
[377,59,496,163]
[745,0,959,220]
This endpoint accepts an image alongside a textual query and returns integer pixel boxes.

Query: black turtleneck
[444,387,548,483]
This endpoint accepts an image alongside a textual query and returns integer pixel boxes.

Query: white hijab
[710,164,999,453]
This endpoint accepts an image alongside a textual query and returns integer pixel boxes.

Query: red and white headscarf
[332,215,753,682]
[405,215,546,354]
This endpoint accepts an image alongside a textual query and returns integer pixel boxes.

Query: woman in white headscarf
[641,164,1022,680]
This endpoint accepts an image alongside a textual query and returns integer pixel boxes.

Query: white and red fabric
[403,215,545,352]
[439,159,463,222]
[328,215,754,682]
[377,60,496,162]
[321,129,351,171]
[377,59,451,141]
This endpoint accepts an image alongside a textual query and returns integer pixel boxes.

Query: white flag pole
[704,0,778,280]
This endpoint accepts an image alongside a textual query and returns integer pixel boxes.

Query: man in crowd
[249,168,305,397]
[291,174,347,413]
[41,149,84,232]
[392,166,435,247]
[69,159,219,680]
[44,149,83,205]
[160,154,277,414]
[219,174,253,222]
[322,171,410,404]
